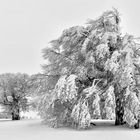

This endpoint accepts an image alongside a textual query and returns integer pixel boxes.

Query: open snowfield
[0,119,140,140]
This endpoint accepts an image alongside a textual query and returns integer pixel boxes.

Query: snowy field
[0,119,140,140]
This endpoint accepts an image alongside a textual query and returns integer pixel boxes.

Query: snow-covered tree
[40,9,140,129]
[0,73,30,120]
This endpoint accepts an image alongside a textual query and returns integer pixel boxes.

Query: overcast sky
[0,0,140,75]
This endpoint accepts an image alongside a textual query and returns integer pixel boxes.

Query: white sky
[0,0,140,74]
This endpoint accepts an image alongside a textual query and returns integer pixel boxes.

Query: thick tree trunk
[12,111,20,120]
[114,84,125,125]
[134,119,140,129]
[115,97,124,125]
[11,100,20,120]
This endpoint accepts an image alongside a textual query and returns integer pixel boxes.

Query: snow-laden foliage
[123,87,140,127]
[96,43,110,58]
[54,75,67,101]
[105,50,121,74]
[71,99,91,129]
[118,35,140,127]
[83,80,101,119]
[54,74,78,103]
[119,38,135,88]
[104,86,115,119]
[38,91,53,120]
[83,80,100,97]
[38,74,78,127]
[123,108,137,127]
[92,93,101,119]
[66,75,78,101]
[102,32,118,44]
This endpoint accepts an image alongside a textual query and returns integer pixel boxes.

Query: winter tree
[39,9,140,129]
[0,73,31,120]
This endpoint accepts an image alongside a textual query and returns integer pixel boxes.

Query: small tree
[0,73,30,120]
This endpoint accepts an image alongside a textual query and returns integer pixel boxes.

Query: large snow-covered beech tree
[39,9,140,129]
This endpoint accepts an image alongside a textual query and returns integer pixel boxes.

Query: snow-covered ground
[0,119,140,140]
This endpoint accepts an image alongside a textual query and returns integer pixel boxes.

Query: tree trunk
[11,100,20,120]
[114,84,125,125]
[134,119,140,129]
[12,111,20,120]
[12,107,20,120]
[115,97,124,125]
